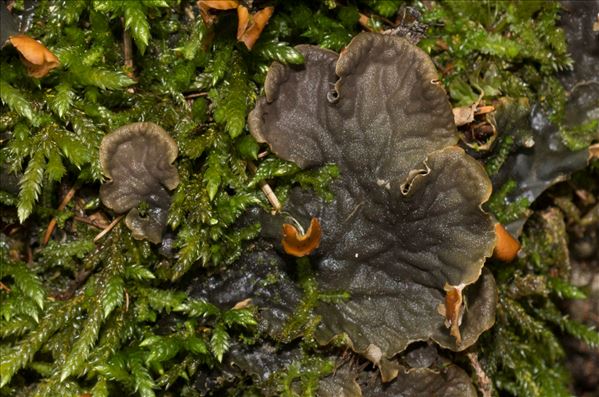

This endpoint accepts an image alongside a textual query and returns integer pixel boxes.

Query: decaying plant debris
[0,1,597,396]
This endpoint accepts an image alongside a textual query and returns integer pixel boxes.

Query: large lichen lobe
[236,32,499,373]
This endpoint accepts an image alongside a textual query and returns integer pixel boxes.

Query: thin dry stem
[0,281,12,293]
[42,185,78,245]
[73,215,105,229]
[247,161,282,213]
[358,13,372,31]
[474,105,495,115]
[93,214,124,242]
[123,27,133,72]
[184,5,195,21]
[589,143,598,161]
[467,352,493,397]
[184,92,208,99]
[260,182,282,214]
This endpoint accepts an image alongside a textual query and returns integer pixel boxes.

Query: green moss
[485,135,514,177]
[560,119,599,151]
[273,355,335,397]
[279,258,349,346]
[487,179,530,224]
[419,0,572,126]
[481,202,599,396]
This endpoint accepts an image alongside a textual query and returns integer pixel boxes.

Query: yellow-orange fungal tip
[493,223,521,262]
[281,217,321,257]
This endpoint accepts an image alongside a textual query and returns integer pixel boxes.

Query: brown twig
[589,143,599,161]
[125,289,130,312]
[260,180,282,214]
[0,281,12,293]
[184,92,208,99]
[247,162,281,213]
[569,80,599,96]
[72,215,105,229]
[358,13,373,31]
[474,105,495,115]
[123,21,134,76]
[122,17,136,94]
[467,352,493,397]
[93,214,124,243]
[184,5,195,21]
[26,245,33,264]
[42,185,78,245]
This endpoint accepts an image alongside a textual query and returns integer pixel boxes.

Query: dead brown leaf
[88,212,110,229]
[198,1,273,49]
[198,0,239,25]
[452,92,491,127]
[8,34,60,78]
[198,0,238,10]
[454,95,497,151]
[452,105,476,127]
[236,5,250,39]
[238,6,273,50]
[232,298,252,309]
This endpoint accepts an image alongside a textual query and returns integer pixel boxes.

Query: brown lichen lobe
[246,32,498,375]
[99,122,179,243]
